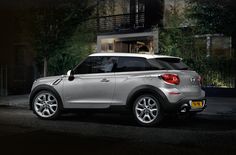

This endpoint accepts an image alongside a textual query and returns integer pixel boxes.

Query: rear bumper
[161,97,207,113]
[178,98,207,113]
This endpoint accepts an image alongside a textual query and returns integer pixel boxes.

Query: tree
[159,0,194,58]
[164,0,187,28]
[186,0,236,50]
[158,1,234,87]
[48,23,96,75]
[31,0,96,76]
[186,0,236,87]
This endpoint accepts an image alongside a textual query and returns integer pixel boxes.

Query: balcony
[86,12,145,34]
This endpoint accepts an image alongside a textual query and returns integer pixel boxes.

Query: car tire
[32,90,62,120]
[133,94,163,126]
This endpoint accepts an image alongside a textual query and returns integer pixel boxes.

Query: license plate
[191,101,203,108]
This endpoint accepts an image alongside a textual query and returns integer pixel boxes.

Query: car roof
[89,53,181,60]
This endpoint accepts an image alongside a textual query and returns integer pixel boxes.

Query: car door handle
[101,78,110,82]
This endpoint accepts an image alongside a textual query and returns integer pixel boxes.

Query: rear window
[115,57,149,72]
[147,58,190,70]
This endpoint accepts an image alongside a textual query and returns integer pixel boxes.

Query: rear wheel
[32,90,62,120]
[133,94,163,126]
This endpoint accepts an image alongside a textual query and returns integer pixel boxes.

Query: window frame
[73,56,118,75]
[114,56,152,72]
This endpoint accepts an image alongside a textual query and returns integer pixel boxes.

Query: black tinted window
[74,56,118,74]
[148,58,189,70]
[116,57,150,72]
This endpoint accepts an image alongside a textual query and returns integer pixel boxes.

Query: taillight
[161,74,180,85]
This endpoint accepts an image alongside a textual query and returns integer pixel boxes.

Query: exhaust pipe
[180,104,190,113]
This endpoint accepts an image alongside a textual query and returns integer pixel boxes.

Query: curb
[0,95,29,109]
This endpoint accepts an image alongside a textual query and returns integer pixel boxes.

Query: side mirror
[67,70,74,81]
[67,70,72,76]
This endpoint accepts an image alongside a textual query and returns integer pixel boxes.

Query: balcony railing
[86,12,145,33]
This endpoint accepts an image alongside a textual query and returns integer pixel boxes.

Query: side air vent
[52,79,62,85]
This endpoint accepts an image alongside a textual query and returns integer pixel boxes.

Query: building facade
[0,0,165,96]
[0,5,36,96]
[88,0,164,54]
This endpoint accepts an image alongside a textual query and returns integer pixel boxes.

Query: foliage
[47,24,96,75]
[183,57,235,88]
[158,1,194,59]
[159,27,194,58]
[31,0,96,76]
[186,0,236,36]
[185,0,236,87]
[164,0,188,28]
[158,0,235,88]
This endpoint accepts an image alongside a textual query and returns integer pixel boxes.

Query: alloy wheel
[34,92,58,118]
[134,96,159,124]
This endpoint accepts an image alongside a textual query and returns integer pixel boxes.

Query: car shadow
[58,112,236,131]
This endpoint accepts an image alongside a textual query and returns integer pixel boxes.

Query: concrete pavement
[203,97,236,116]
[0,96,236,155]
[0,94,29,108]
[1,107,236,155]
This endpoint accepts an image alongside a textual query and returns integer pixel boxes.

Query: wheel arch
[126,85,168,111]
[29,84,63,110]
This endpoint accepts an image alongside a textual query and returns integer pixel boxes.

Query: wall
[0,8,36,95]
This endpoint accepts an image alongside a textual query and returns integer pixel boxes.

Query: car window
[74,56,118,74]
[115,57,151,72]
[148,58,190,70]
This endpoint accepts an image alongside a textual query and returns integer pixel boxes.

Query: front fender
[29,84,63,110]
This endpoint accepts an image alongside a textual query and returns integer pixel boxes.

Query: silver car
[29,53,206,126]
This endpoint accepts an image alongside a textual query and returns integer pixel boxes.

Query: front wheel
[32,90,62,120]
[133,94,163,126]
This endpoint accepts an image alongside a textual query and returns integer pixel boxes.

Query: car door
[62,56,117,109]
[112,57,150,106]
